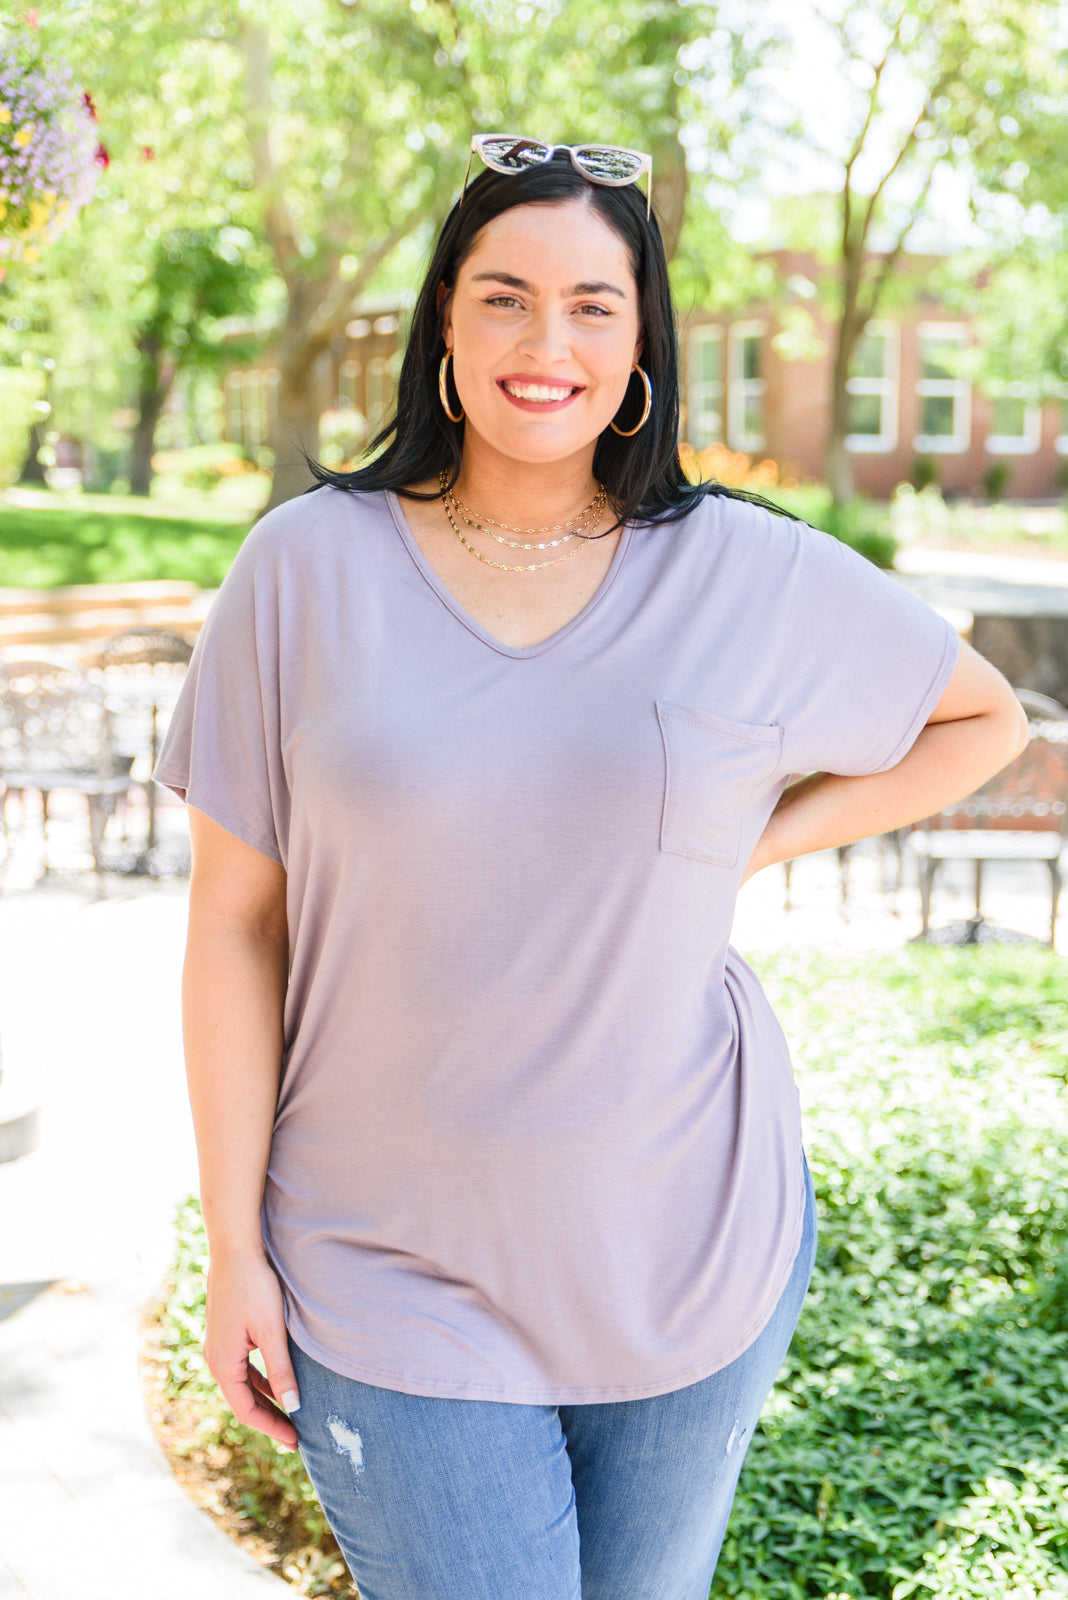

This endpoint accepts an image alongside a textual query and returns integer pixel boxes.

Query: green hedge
[155,945,1068,1599]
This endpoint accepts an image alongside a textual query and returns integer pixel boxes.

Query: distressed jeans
[286,1156,817,1600]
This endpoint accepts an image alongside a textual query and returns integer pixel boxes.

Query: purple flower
[0,29,100,261]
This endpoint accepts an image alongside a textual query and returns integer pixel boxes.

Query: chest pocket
[656,700,783,868]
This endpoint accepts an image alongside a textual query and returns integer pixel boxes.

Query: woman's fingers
[253,1329,302,1420]
[204,1255,301,1450]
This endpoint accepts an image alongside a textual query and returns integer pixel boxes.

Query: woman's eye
[576,303,611,318]
[485,294,521,309]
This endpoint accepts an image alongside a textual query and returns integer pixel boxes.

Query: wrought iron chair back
[0,657,134,878]
[96,627,194,673]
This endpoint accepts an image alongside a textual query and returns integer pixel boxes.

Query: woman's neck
[450,442,601,526]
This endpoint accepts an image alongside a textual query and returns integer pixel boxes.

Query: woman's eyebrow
[470,270,627,300]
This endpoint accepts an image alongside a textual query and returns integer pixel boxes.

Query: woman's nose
[517,310,572,365]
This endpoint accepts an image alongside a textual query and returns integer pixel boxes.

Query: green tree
[128,224,265,493]
[775,0,1066,505]
[71,0,770,509]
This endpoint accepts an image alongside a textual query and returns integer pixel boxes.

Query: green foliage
[713,945,1068,1600]
[773,487,898,568]
[911,455,939,492]
[982,461,1011,503]
[0,498,246,586]
[890,484,1068,557]
[155,945,1068,1598]
[0,366,44,485]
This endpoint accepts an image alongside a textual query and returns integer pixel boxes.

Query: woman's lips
[497,377,583,412]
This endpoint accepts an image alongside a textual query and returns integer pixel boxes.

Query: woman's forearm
[744,699,1029,882]
[182,914,288,1260]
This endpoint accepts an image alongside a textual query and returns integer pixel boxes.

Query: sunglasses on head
[461,135,653,220]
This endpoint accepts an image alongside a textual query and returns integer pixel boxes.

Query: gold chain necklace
[439,472,593,572]
[448,483,606,539]
[448,487,607,550]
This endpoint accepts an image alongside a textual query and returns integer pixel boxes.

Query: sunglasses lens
[573,146,646,182]
[478,137,554,172]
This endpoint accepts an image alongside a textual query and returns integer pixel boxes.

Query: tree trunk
[262,285,327,512]
[20,422,48,483]
[826,247,866,508]
[128,388,169,495]
[826,318,856,507]
[263,362,322,511]
[650,129,687,262]
[128,335,176,496]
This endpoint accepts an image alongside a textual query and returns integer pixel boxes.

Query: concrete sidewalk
[0,644,1064,1598]
[0,861,290,1599]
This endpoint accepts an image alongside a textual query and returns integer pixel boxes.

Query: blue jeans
[287,1157,817,1600]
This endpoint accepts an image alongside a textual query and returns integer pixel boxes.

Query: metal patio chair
[0,657,135,879]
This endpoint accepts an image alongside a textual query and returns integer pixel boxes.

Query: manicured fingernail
[282,1389,301,1414]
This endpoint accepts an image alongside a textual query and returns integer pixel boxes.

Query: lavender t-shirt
[156,485,959,1402]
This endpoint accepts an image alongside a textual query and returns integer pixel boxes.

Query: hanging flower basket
[0,25,104,266]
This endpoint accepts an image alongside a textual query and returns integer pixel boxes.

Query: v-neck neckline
[385,489,634,660]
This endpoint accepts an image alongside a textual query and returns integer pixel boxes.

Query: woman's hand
[203,1249,301,1451]
[742,638,1029,880]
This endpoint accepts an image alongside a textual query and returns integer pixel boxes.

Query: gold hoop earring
[438,347,464,423]
[610,365,653,437]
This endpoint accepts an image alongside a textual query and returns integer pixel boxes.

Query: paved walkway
[0,793,290,1598]
[1,548,1065,1597]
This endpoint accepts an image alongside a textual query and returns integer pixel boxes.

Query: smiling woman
[154,140,1028,1600]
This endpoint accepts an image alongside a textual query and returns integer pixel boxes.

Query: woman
[156,138,1027,1600]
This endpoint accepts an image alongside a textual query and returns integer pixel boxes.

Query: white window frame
[686,324,724,449]
[339,359,362,411]
[366,355,399,432]
[224,373,244,445]
[845,320,899,453]
[985,386,1041,454]
[728,321,766,452]
[914,322,971,453]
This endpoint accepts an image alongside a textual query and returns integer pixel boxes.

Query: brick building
[680,251,1067,500]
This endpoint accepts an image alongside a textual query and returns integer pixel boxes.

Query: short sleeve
[153,514,290,864]
[773,519,961,778]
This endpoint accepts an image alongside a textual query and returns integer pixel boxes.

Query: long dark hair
[307,153,792,529]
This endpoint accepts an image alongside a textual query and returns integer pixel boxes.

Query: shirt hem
[282,1177,807,1404]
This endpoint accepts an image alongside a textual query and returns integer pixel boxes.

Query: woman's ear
[634,332,644,365]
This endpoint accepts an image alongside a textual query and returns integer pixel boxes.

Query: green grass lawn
[152,944,1068,1599]
[0,486,261,589]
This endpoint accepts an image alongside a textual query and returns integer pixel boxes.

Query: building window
[686,325,724,449]
[366,356,398,433]
[915,324,970,452]
[986,388,1040,454]
[338,360,362,411]
[223,368,278,453]
[845,322,898,452]
[728,322,765,451]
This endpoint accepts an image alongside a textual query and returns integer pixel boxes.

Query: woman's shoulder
[666,487,814,562]
[241,484,392,554]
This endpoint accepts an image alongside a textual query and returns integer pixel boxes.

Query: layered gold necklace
[439,470,607,573]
